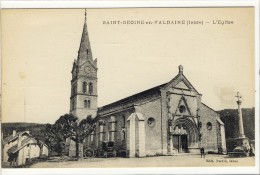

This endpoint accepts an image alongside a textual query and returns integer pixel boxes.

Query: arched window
[82,82,87,93]
[86,84,89,94]
[99,121,105,142]
[122,115,126,128]
[88,100,91,108]
[84,99,91,108]
[89,82,93,94]
[109,116,116,131]
[90,131,94,142]
[108,116,117,141]
[121,130,126,141]
[84,100,87,108]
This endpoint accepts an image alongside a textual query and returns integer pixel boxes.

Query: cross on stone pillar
[235,92,245,138]
[235,92,242,102]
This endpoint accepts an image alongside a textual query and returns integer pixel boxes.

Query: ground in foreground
[30,154,255,168]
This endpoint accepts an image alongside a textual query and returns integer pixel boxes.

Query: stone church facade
[70,15,226,157]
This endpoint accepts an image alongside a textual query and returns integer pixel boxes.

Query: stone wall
[199,103,219,152]
[135,98,162,156]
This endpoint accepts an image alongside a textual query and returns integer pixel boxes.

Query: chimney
[13,130,16,137]
[17,134,22,148]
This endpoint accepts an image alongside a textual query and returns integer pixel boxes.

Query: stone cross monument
[235,92,245,138]
[227,92,250,157]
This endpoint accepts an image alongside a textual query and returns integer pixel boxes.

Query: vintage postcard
[1,4,259,175]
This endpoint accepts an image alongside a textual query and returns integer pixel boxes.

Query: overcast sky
[2,8,255,124]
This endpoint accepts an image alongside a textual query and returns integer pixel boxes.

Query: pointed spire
[77,9,93,65]
[85,9,87,21]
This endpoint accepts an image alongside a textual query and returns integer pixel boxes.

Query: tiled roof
[7,145,18,154]
[7,137,38,154]
[98,83,167,112]
[201,103,219,114]
[97,68,199,113]
[3,131,31,145]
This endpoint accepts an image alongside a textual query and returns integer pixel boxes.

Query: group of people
[240,142,255,157]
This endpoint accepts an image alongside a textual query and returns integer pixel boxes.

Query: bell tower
[70,10,98,120]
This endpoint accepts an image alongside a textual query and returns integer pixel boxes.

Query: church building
[69,13,227,157]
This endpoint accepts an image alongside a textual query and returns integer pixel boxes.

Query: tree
[44,113,100,159]
[44,123,66,156]
[219,108,255,141]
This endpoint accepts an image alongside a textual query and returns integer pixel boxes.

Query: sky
[1,8,255,124]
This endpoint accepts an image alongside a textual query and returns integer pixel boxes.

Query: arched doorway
[171,117,199,153]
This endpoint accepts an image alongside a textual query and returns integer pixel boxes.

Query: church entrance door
[172,134,188,153]
[181,134,188,153]
[170,117,199,154]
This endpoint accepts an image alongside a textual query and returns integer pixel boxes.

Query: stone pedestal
[226,137,249,152]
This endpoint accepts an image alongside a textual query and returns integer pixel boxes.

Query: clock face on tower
[84,66,92,74]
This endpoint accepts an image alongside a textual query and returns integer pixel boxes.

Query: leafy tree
[219,108,255,140]
[44,113,100,158]
[44,123,65,156]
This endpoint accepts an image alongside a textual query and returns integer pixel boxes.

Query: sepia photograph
[0,4,258,174]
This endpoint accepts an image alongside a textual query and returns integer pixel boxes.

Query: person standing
[200,147,205,158]
[249,144,255,157]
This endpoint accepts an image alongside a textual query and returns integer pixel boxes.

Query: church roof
[201,102,220,114]
[98,83,167,112]
[98,65,200,113]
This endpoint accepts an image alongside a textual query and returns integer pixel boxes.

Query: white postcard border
[1,0,259,175]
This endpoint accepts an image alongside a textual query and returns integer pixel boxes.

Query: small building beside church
[69,14,227,158]
[1,130,49,166]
